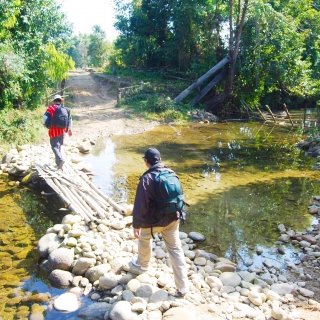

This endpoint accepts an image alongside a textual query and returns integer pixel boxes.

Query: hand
[68,130,73,137]
[134,228,140,239]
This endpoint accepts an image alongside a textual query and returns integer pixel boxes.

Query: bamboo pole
[53,177,91,223]
[63,162,111,210]
[81,193,107,219]
[255,105,267,121]
[36,165,79,214]
[189,69,227,106]
[283,103,294,126]
[303,105,307,127]
[174,56,230,103]
[265,105,276,123]
[50,166,108,219]
[117,77,121,107]
[68,188,97,221]
[43,166,110,211]
[79,171,125,214]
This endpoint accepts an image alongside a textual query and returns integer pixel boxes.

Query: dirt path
[65,70,159,141]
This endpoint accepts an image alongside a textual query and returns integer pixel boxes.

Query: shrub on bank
[0,108,46,156]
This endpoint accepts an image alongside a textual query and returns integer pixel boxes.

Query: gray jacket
[132,162,178,229]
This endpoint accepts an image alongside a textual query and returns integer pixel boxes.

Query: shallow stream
[1,120,320,318]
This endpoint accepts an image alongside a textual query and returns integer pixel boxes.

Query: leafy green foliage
[113,0,226,74]
[0,0,74,110]
[0,108,46,148]
[235,0,319,109]
[112,0,320,111]
[68,34,90,68]
[121,82,190,122]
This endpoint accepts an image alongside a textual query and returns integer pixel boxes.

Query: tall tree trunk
[205,0,248,112]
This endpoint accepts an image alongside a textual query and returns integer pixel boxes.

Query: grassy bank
[0,108,46,158]
[104,68,196,123]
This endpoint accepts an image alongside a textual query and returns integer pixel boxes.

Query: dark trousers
[50,134,65,166]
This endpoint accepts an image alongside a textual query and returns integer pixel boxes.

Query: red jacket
[44,104,67,138]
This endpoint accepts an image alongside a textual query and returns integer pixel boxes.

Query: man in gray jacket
[131,147,189,297]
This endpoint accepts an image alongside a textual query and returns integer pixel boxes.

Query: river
[0,120,319,318]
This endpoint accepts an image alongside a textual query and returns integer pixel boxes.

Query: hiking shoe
[58,160,65,170]
[131,257,148,271]
[170,289,189,298]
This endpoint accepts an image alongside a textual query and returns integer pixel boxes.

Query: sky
[57,0,119,41]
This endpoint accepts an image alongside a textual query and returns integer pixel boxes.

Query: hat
[143,148,161,165]
[52,94,63,101]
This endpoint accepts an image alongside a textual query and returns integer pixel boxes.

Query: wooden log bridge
[35,162,125,222]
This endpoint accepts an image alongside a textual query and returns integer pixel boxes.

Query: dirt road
[65,70,158,141]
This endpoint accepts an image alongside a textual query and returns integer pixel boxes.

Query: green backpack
[152,169,188,222]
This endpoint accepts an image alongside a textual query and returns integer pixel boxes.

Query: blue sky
[57,0,119,41]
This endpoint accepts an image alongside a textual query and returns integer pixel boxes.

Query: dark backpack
[52,105,70,129]
[152,169,188,222]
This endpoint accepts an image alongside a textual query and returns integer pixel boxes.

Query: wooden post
[303,105,307,127]
[117,77,121,107]
[174,56,230,103]
[255,105,267,121]
[189,69,227,107]
[283,103,294,126]
[265,105,276,123]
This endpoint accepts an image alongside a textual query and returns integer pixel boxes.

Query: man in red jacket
[42,94,73,170]
[131,147,189,297]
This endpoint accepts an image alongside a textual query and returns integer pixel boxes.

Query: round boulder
[48,248,74,271]
[37,233,62,258]
[48,269,73,288]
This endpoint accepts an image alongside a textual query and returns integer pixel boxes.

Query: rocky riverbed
[1,136,320,319]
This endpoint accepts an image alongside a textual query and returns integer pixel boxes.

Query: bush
[0,108,46,154]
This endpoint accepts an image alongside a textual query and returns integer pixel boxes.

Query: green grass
[104,68,197,123]
[0,107,46,157]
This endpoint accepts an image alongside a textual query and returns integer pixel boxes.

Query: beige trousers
[138,220,189,292]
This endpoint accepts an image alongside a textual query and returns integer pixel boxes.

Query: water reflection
[85,122,320,268]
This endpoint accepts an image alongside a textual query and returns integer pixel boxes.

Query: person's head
[143,148,161,166]
[52,94,64,104]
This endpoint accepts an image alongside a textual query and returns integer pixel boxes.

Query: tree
[68,35,90,68]
[88,25,109,67]
[113,0,227,73]
[0,0,74,109]
[205,0,249,112]
[205,0,319,111]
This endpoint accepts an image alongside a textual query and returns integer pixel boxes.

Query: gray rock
[270,283,295,296]
[118,273,134,285]
[48,269,73,288]
[85,264,111,283]
[99,275,119,290]
[109,258,125,274]
[278,234,291,243]
[72,257,96,275]
[121,290,135,302]
[135,284,158,299]
[298,287,314,298]
[214,262,236,272]
[126,279,141,293]
[149,289,168,303]
[48,248,74,271]
[219,272,241,287]
[205,276,223,290]
[37,233,62,258]
[109,301,137,320]
[195,249,211,260]
[188,232,205,242]
[163,307,197,320]
[77,302,112,320]
[259,273,274,285]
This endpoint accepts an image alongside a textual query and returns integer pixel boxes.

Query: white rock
[53,293,79,312]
